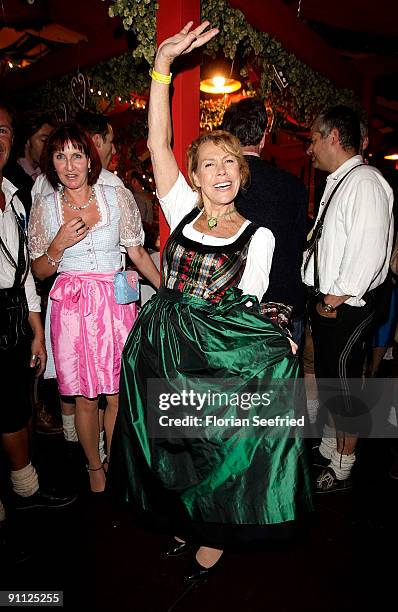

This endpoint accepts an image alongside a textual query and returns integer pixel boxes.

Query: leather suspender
[303,164,365,295]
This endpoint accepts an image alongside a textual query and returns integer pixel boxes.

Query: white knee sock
[318,424,337,459]
[99,430,106,464]
[62,413,78,442]
[306,399,319,424]
[11,463,39,497]
[0,498,5,522]
[329,449,355,481]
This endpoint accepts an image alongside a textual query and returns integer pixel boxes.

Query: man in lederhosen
[303,106,394,492]
[0,100,76,534]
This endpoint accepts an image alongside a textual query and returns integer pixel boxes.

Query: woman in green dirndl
[110,21,312,582]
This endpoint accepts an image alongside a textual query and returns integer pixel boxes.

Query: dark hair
[41,122,102,189]
[22,112,54,141]
[313,105,361,152]
[221,98,267,146]
[187,130,249,208]
[0,97,16,135]
[75,111,109,140]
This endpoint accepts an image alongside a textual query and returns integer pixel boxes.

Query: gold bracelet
[149,68,172,84]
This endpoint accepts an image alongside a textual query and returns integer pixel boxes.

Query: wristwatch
[321,299,336,313]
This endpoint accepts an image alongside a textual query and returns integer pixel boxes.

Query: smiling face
[307,128,335,172]
[192,141,241,208]
[52,141,90,190]
[0,107,13,174]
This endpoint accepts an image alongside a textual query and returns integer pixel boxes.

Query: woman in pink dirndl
[28,123,160,492]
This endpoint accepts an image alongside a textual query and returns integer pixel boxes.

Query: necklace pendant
[207,217,218,229]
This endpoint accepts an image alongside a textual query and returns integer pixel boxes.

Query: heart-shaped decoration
[71,72,87,109]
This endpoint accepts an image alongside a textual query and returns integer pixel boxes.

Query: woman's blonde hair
[187,130,249,208]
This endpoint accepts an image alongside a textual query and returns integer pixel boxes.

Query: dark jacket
[236,155,307,318]
[4,159,34,218]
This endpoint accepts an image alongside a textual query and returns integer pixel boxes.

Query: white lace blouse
[28,183,144,272]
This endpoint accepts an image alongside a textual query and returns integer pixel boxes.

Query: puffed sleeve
[158,172,199,231]
[28,193,53,260]
[116,186,145,247]
[238,227,275,302]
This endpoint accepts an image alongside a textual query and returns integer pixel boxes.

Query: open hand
[157,20,219,65]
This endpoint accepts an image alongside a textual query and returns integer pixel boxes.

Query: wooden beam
[157,0,200,249]
[4,21,128,91]
[229,0,362,92]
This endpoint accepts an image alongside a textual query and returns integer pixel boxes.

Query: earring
[88,167,92,173]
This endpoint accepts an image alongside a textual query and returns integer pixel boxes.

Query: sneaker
[311,445,331,468]
[14,490,77,511]
[315,467,352,493]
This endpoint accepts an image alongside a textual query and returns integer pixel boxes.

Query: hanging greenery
[201,0,359,125]
[108,0,359,127]
[108,0,159,64]
[22,0,359,127]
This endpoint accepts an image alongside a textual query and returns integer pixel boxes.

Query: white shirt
[159,173,275,302]
[302,155,394,306]
[0,177,40,311]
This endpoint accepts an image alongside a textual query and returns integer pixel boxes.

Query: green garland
[201,0,359,125]
[108,0,359,127]
[23,0,359,127]
[108,0,159,64]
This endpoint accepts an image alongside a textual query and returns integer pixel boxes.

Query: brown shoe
[34,400,63,435]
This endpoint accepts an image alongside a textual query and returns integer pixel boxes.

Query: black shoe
[311,445,331,468]
[160,539,191,560]
[183,557,220,584]
[315,467,352,493]
[14,490,77,511]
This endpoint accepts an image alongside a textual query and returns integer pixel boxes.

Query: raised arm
[147,20,218,198]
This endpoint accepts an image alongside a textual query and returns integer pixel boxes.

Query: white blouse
[28,184,144,272]
[159,173,275,302]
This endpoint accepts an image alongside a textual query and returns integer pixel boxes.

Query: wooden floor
[1,361,398,611]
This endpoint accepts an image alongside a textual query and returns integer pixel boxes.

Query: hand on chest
[62,206,100,229]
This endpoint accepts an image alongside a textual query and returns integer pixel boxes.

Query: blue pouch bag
[114,271,139,304]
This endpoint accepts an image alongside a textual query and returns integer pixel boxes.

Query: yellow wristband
[150,68,172,84]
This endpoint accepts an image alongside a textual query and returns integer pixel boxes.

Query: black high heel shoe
[160,538,191,560]
[183,556,219,583]
[86,464,106,495]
